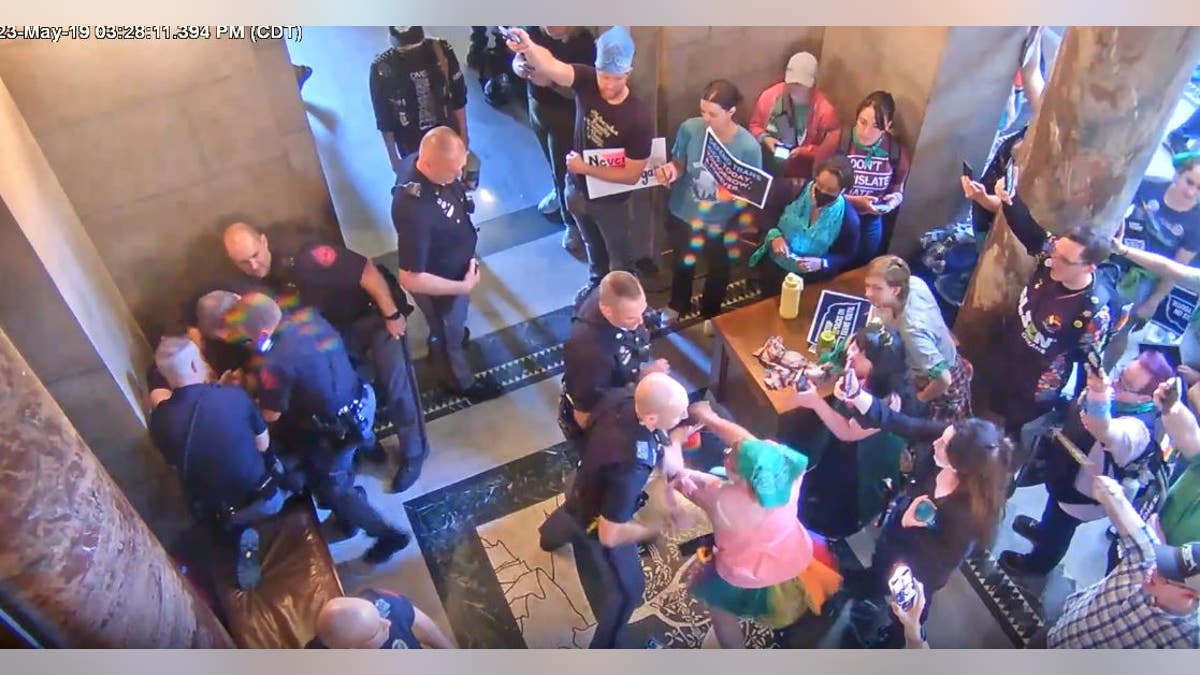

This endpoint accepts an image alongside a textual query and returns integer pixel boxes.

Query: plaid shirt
[1048,524,1200,648]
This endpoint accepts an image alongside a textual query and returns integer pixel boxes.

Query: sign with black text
[699,127,773,209]
[1151,286,1198,337]
[583,138,667,199]
[807,290,873,347]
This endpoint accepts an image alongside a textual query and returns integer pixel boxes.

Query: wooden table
[710,267,870,440]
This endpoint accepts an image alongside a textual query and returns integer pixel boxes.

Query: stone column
[0,326,233,647]
[955,27,1200,405]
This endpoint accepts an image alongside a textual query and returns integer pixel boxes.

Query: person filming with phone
[828,91,910,266]
[996,350,1173,578]
[833,366,1013,648]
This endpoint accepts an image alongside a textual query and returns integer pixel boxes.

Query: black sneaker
[455,374,504,402]
[235,527,262,591]
[363,530,411,564]
[998,550,1047,578]
[321,514,361,542]
[389,454,426,494]
[1012,515,1041,543]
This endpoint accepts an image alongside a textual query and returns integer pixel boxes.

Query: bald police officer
[559,270,668,445]
[225,292,410,564]
[222,221,430,494]
[539,372,694,648]
[392,126,501,401]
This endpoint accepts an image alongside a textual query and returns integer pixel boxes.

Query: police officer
[308,589,455,649]
[222,220,429,493]
[392,126,502,401]
[559,270,668,445]
[146,290,249,395]
[224,292,410,564]
[147,336,287,590]
[538,372,693,648]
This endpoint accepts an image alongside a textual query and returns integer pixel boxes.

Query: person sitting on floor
[670,401,842,649]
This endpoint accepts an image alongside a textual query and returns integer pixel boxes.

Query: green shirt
[1161,457,1200,546]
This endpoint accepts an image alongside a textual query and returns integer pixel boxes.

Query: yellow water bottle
[779,273,804,320]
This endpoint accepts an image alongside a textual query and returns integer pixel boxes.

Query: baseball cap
[1156,541,1200,592]
[785,52,818,87]
[595,26,635,74]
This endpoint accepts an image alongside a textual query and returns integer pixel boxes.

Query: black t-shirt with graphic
[997,196,1113,418]
[569,65,654,201]
[1123,179,1200,260]
[369,39,468,156]
[525,27,596,108]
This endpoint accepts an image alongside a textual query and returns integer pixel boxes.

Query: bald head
[634,372,688,432]
[316,597,387,649]
[225,292,282,346]
[416,126,468,185]
[222,220,272,278]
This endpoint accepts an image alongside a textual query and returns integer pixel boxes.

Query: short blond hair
[598,271,645,307]
[866,255,911,304]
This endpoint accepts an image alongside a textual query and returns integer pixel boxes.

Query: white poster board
[583,137,667,199]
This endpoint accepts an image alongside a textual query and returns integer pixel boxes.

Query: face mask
[814,191,836,208]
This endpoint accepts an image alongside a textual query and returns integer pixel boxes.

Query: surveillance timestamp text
[0,26,303,43]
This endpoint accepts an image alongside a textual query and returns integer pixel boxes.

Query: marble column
[955,27,1200,408]
[0,326,233,647]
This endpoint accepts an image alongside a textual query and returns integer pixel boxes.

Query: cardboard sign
[583,138,667,199]
[1151,286,1198,337]
[807,290,873,347]
[699,127,774,209]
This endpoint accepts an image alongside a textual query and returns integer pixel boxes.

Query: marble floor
[276,29,1197,648]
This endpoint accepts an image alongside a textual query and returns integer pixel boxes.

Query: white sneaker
[703,319,714,336]
[538,189,558,214]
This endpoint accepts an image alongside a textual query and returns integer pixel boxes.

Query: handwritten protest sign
[699,127,773,208]
[806,290,872,347]
[583,138,667,199]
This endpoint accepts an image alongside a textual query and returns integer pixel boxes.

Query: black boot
[363,530,411,564]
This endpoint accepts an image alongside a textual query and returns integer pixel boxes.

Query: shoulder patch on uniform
[635,440,655,465]
[310,245,338,268]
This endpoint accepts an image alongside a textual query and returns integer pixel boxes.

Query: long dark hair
[856,90,897,136]
[852,325,910,401]
[945,419,1013,541]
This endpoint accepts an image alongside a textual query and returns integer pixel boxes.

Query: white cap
[785,52,818,87]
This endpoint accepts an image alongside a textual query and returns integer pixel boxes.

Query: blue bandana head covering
[734,439,809,508]
[595,26,635,74]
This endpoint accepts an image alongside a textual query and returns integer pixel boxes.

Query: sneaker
[998,550,1047,577]
[389,454,427,494]
[363,530,411,565]
[1012,515,1041,543]
[702,319,714,337]
[455,374,504,402]
[235,527,262,591]
[538,189,559,214]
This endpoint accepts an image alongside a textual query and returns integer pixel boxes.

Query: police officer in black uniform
[222,220,430,493]
[559,270,666,445]
[392,126,502,401]
[225,292,410,563]
[147,336,287,590]
[538,372,692,648]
